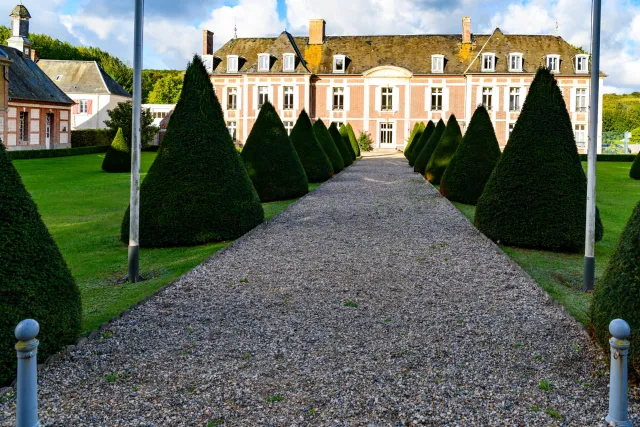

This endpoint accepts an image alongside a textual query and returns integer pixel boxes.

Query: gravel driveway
[2,152,637,426]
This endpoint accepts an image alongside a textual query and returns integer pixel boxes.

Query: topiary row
[407,121,435,167]
[413,119,445,173]
[425,115,462,183]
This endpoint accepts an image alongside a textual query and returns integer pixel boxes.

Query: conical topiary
[290,110,334,182]
[408,121,436,166]
[440,106,501,204]
[0,142,81,385]
[475,67,603,252]
[404,122,425,159]
[425,114,462,184]
[590,200,640,374]
[313,119,344,173]
[346,123,360,157]
[121,55,264,247]
[329,122,353,167]
[101,128,130,173]
[631,152,640,179]
[340,125,357,161]
[413,119,445,173]
[240,101,308,202]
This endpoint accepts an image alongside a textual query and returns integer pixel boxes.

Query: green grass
[13,152,319,332]
[443,161,640,326]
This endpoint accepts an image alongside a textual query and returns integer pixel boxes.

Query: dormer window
[509,53,523,72]
[546,54,560,73]
[258,53,271,72]
[333,55,346,73]
[431,55,444,73]
[576,54,589,73]
[481,53,496,72]
[227,55,239,73]
[283,53,295,72]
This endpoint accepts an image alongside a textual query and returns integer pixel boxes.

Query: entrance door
[379,122,394,148]
[45,113,54,149]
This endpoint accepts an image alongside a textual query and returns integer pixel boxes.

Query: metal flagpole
[128,0,144,283]
[584,0,601,292]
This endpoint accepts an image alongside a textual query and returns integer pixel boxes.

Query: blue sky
[2,0,639,92]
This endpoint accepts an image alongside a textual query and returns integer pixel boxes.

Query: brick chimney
[462,17,471,43]
[202,30,214,55]
[30,49,39,63]
[309,19,325,45]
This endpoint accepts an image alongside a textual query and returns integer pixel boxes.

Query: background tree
[313,119,345,173]
[424,114,463,184]
[413,119,445,173]
[104,101,158,148]
[101,128,131,173]
[148,73,184,104]
[290,111,334,182]
[329,123,353,167]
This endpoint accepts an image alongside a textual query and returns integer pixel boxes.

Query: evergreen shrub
[329,123,353,167]
[408,121,435,166]
[631,152,640,179]
[101,128,131,173]
[413,119,445,173]
[313,119,345,173]
[290,110,334,182]
[424,114,463,184]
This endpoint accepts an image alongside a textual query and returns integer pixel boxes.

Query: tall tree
[104,101,158,148]
[148,73,184,104]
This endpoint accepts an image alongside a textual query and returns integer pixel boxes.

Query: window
[257,86,269,109]
[509,123,515,137]
[283,54,295,72]
[509,87,521,112]
[19,111,28,142]
[333,87,344,110]
[284,121,294,135]
[283,86,294,110]
[575,124,586,146]
[431,55,444,73]
[546,54,560,73]
[576,54,589,73]
[258,54,270,71]
[333,55,346,73]
[227,55,239,73]
[227,87,238,110]
[482,87,493,111]
[481,53,495,72]
[509,53,523,72]
[381,87,393,111]
[576,88,587,112]
[227,121,237,142]
[380,122,393,145]
[79,100,88,114]
[431,87,443,111]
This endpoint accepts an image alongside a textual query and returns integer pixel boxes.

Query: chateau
[204,18,604,153]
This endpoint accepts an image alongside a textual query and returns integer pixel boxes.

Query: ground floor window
[380,122,393,145]
[284,121,294,135]
[19,111,28,142]
[431,88,442,111]
[575,124,586,146]
[227,121,237,142]
[508,123,515,138]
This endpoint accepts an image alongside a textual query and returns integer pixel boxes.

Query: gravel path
[2,152,637,426]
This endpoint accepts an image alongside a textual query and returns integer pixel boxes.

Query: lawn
[14,152,319,332]
[446,161,640,326]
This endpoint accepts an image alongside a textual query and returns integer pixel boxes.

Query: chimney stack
[309,19,326,45]
[202,30,214,55]
[462,17,471,43]
[30,49,39,63]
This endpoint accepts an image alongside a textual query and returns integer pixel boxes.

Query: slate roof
[211,28,591,76]
[38,59,131,97]
[1,45,74,105]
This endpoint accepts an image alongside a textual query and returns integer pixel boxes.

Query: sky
[1,0,639,93]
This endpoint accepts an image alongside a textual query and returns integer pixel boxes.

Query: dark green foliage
[0,142,81,385]
[631,152,640,179]
[413,119,445,173]
[71,129,116,147]
[408,121,435,166]
[475,68,603,252]
[329,123,353,167]
[101,128,131,173]
[240,102,308,202]
[578,154,637,162]
[440,107,501,204]
[104,101,158,149]
[345,124,361,157]
[404,122,425,158]
[121,55,263,247]
[590,200,640,374]
[7,146,108,160]
[339,125,357,161]
[357,131,374,152]
[425,115,462,184]
[289,110,334,182]
[313,119,344,173]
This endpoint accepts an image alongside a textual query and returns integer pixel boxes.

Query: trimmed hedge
[590,200,640,374]
[240,101,308,202]
[425,114,463,184]
[440,106,501,204]
[631,152,640,179]
[578,154,636,162]
[413,119,445,173]
[121,55,264,247]
[329,122,353,167]
[404,122,425,158]
[345,124,360,156]
[408,121,435,166]
[101,128,131,173]
[0,142,81,385]
[340,125,357,160]
[71,128,115,148]
[475,68,603,252]
[313,119,345,173]
[290,110,334,182]
[8,145,108,160]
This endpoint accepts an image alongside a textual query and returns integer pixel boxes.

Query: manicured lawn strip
[443,161,640,326]
[14,153,320,332]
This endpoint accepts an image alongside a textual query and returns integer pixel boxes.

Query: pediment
[363,66,413,78]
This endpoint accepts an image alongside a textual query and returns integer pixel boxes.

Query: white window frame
[227,87,238,110]
[333,87,345,111]
[258,53,270,72]
[575,124,586,146]
[227,55,239,73]
[284,121,294,135]
[481,53,496,72]
[19,111,28,142]
[380,122,394,146]
[482,87,494,111]
[333,55,346,73]
[283,53,295,72]
[576,54,589,73]
[381,87,393,111]
[546,54,560,73]
[509,87,521,112]
[78,100,88,115]
[257,86,269,109]
[576,88,587,112]
[509,53,523,72]
[431,87,443,111]
[283,86,294,110]
[227,121,237,142]
[431,54,444,73]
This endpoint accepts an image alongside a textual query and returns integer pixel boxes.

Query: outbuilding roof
[38,59,131,97]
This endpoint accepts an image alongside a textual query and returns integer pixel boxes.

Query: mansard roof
[212,28,590,76]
